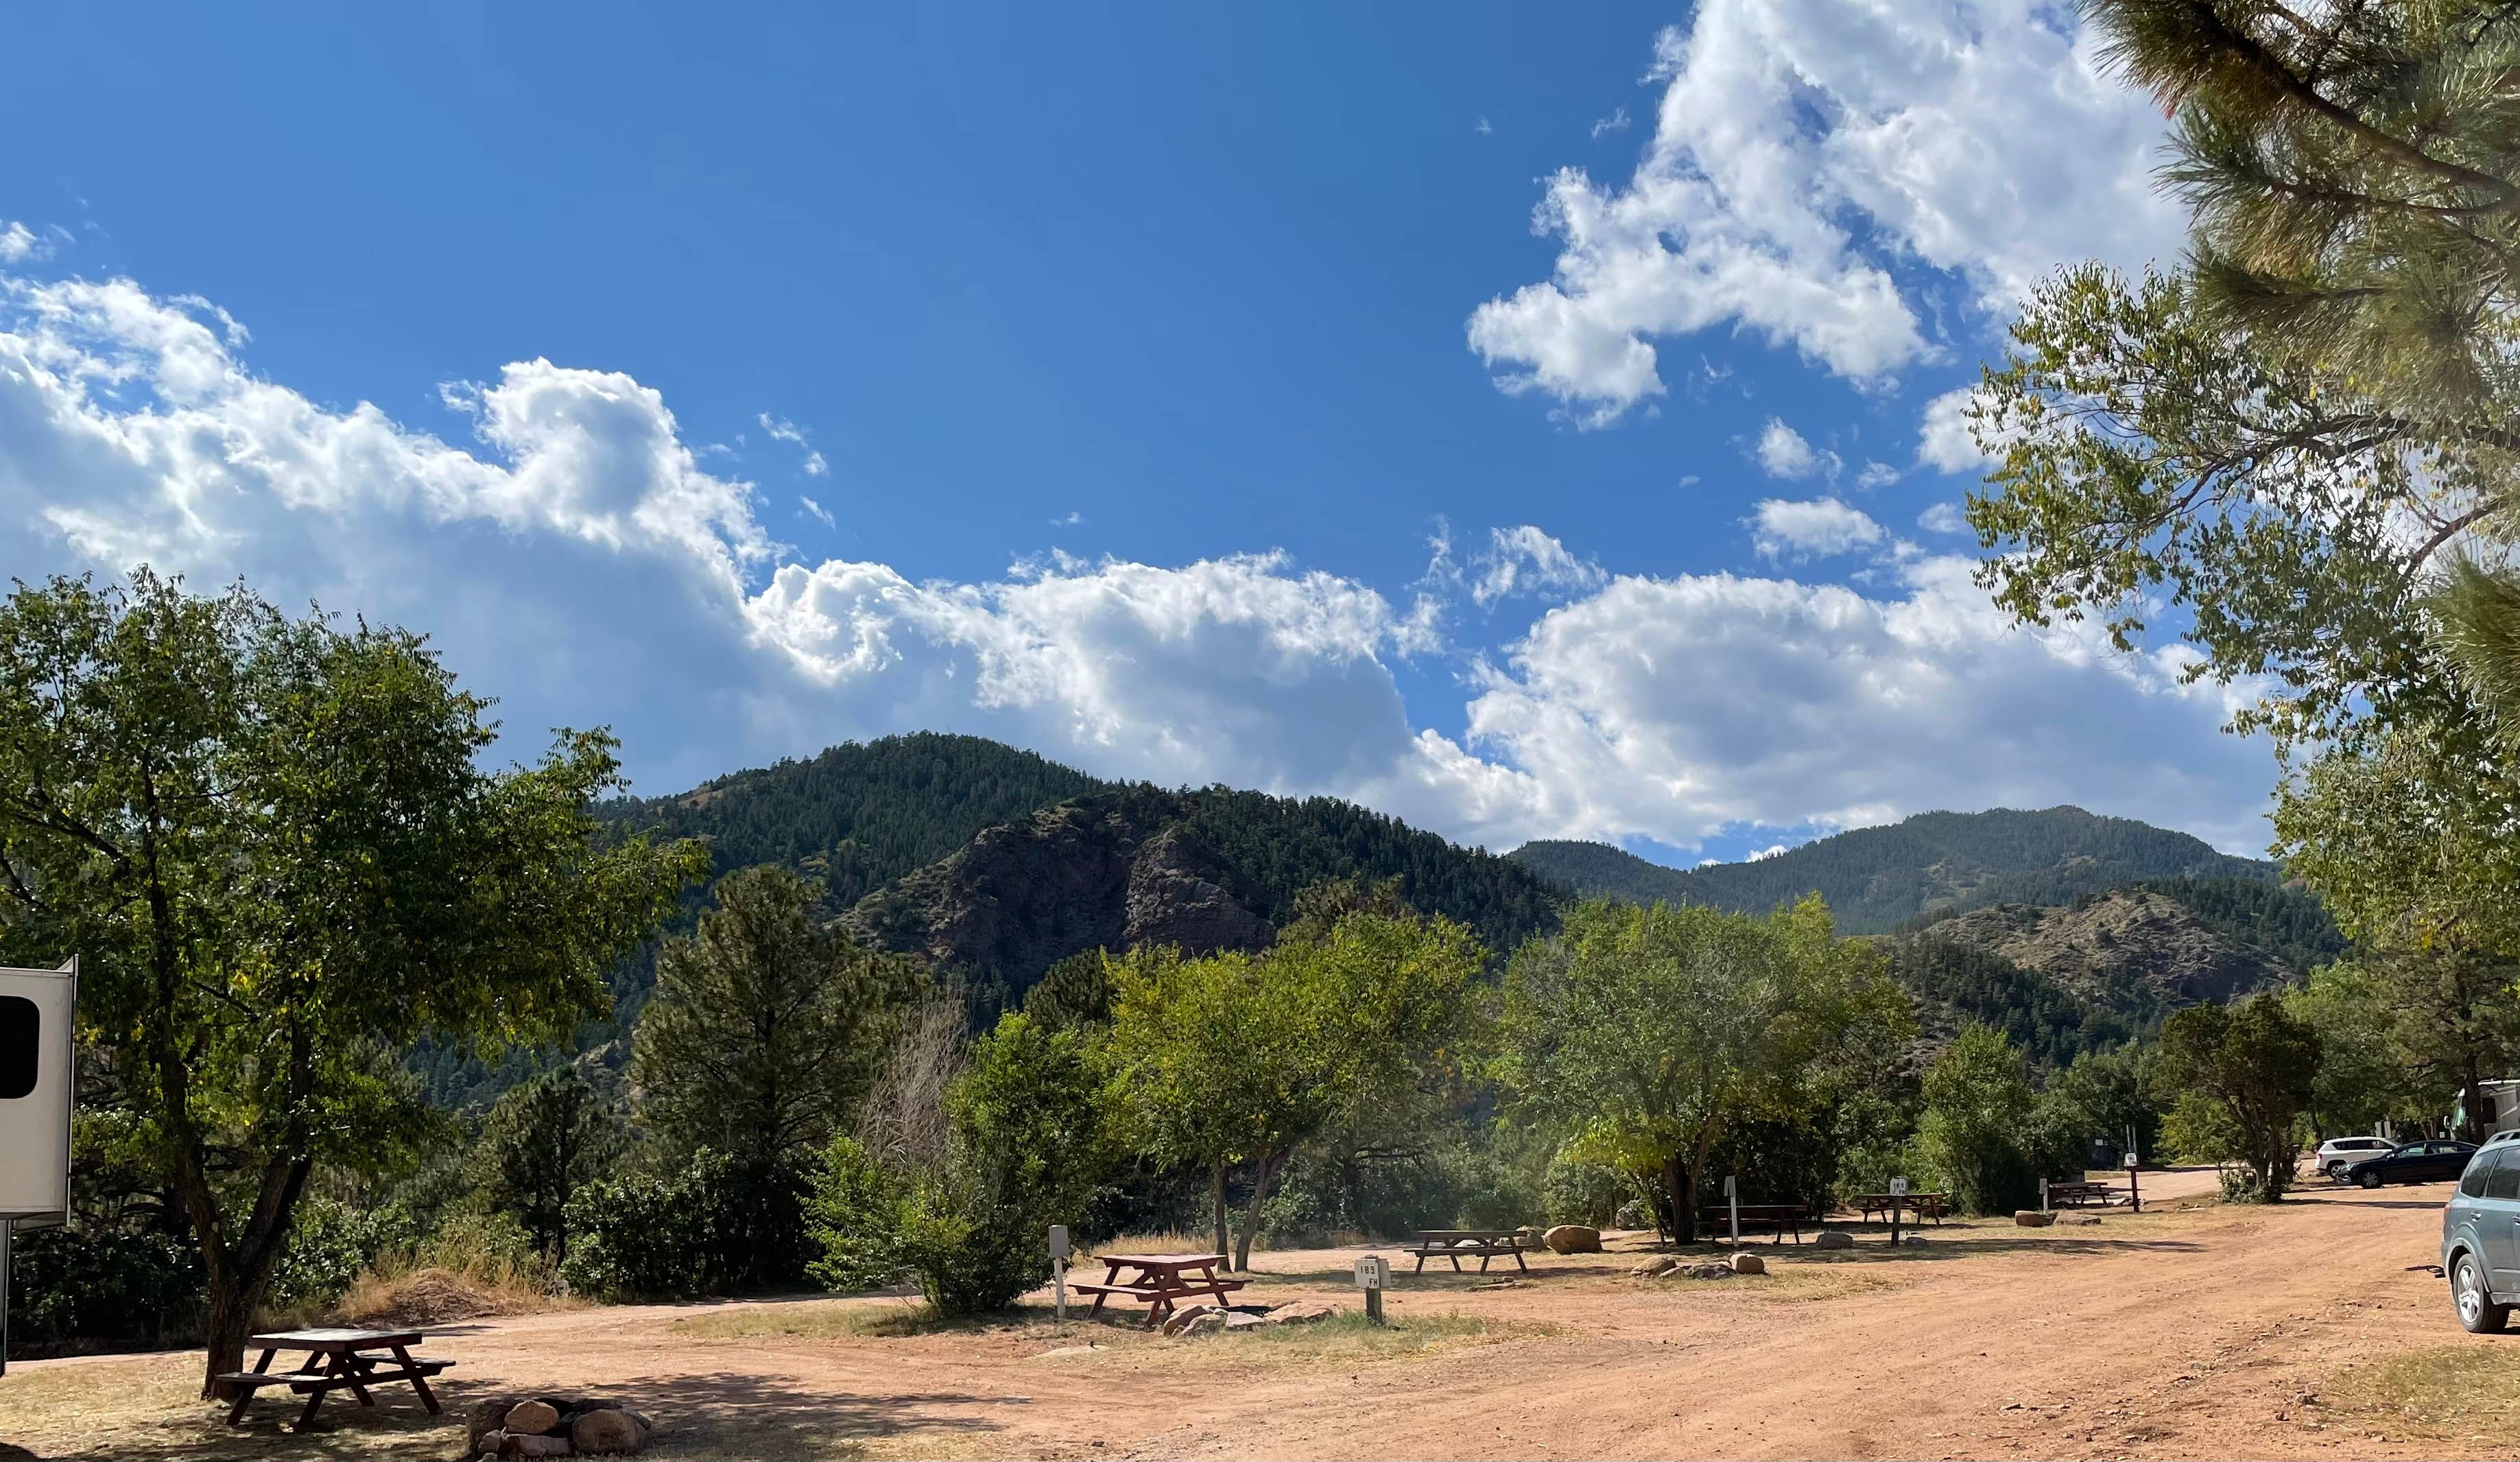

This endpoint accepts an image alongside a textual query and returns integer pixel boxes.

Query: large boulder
[504,1401,563,1437]
[1261,1301,1336,1326]
[2014,1210,2057,1227]
[571,1407,647,1457]
[1629,1256,1678,1278]
[1543,1224,1603,1254]
[1811,1231,1855,1251]
[1727,1251,1765,1275]
[2056,1210,2102,1225]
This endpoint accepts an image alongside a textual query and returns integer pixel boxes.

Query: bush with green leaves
[2154,995,2321,1202]
[270,1196,429,1312]
[1541,1151,1630,1227]
[809,1011,1113,1314]
[560,1149,811,1299]
[1917,1025,2052,1214]
[7,1225,204,1356]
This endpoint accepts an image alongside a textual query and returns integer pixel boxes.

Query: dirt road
[2,1176,2501,1461]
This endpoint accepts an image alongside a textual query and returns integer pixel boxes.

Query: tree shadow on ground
[593,1369,1019,1459]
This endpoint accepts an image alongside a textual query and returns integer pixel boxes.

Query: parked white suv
[2317,1135,2397,1179]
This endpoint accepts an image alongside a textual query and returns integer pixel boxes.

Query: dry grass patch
[0,1352,458,1461]
[674,1298,1070,1343]
[2323,1341,2520,1442]
[1034,1310,1551,1377]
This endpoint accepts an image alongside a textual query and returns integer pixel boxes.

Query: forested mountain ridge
[844,783,1563,996]
[591,733,1108,908]
[1510,806,2277,934]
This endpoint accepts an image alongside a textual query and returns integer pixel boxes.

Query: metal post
[1054,1256,1067,1323]
[1364,1285,1383,1325]
[1726,1175,1739,1247]
[2039,1177,2049,1215]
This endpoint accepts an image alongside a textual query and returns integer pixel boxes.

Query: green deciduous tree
[0,571,700,1393]
[1502,897,1913,1242]
[1918,1026,2043,1215]
[2156,995,2322,1201]
[1106,906,1488,1269]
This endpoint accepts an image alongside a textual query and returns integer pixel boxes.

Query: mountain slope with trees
[1511,806,2277,933]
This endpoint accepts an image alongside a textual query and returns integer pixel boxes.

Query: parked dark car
[2344,1139,2477,1188]
[2440,1132,2520,1332]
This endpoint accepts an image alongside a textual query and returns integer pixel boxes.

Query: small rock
[2056,1211,2101,1225]
[1727,1251,1765,1275]
[2014,1210,2056,1227]
[1811,1231,1854,1250]
[1224,1312,1268,1330]
[571,1407,646,1457]
[1159,1304,1216,1337]
[1543,1224,1603,1254]
[506,1401,564,1437]
[1180,1310,1227,1336]
[1901,1236,1930,1247]
[1514,1225,1547,1250]
[1261,1301,1337,1325]
[476,1430,507,1460]
[1630,1256,1678,1277]
[507,1436,573,1460]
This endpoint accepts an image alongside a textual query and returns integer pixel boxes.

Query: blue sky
[0,1,2280,862]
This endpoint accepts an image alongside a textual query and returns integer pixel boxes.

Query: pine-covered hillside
[846,783,1564,995]
[592,732,1108,908]
[1510,806,2277,933]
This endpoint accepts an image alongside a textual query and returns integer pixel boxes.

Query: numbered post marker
[1355,1254,1389,1323]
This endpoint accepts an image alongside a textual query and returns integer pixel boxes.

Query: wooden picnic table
[1406,1229,1530,1273]
[220,1328,451,1431]
[1717,1202,1818,1244]
[1069,1252,1246,1327]
[1850,1192,1948,1226]
[2047,1179,2129,1207]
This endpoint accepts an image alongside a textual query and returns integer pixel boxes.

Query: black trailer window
[0,994,36,1099]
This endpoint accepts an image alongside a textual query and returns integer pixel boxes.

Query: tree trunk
[1235,1151,1275,1272]
[200,1269,259,1398]
[1211,1160,1231,1271]
[1662,1153,1695,1245]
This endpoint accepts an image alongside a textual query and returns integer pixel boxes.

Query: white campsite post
[1049,1225,1071,1323]
[0,958,77,1380]
[1355,1254,1388,1324]
[1725,1175,1739,1246]
[2039,1176,2049,1214]
[2125,1148,2142,1214]
[1888,1175,1908,1247]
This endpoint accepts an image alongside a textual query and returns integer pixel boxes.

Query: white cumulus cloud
[1755,418,1839,480]
[1918,386,1997,474]
[1748,497,1886,561]
[0,267,2274,856]
[1465,1,2182,421]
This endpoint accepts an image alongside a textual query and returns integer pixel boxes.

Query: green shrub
[8,1225,204,1355]
[1918,1025,2044,1214]
[806,1138,1043,1313]
[271,1198,428,1312]
[560,1149,810,1299]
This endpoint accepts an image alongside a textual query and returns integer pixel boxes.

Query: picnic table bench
[2047,1179,2130,1207]
[1070,1252,1246,1327]
[219,1328,451,1431]
[1406,1229,1530,1273]
[1718,1202,1818,1243]
[1851,1192,1948,1226]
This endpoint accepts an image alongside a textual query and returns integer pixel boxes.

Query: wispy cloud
[757,413,829,476]
[800,495,835,528]
[1591,106,1631,139]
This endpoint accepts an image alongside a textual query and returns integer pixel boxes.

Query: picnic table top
[248,1328,424,1351]
[1092,1252,1228,1269]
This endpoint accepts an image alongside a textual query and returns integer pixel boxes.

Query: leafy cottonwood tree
[2156,995,2322,1201]
[1503,897,1912,1243]
[1106,906,1488,1269]
[0,572,701,1393]
[1918,1025,2043,1215]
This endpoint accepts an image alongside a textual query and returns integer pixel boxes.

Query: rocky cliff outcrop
[1928,888,2294,1011]
[842,793,1271,987]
